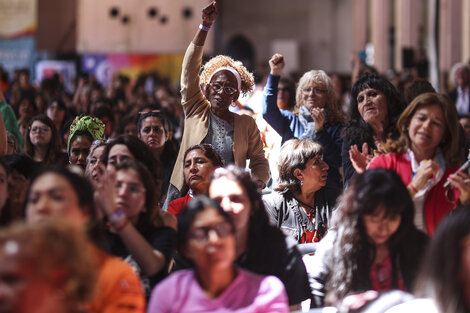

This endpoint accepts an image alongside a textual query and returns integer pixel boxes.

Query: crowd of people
[1,1,470,312]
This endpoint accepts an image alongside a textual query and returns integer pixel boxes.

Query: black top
[235,235,312,306]
[105,226,177,297]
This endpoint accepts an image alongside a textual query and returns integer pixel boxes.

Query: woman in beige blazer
[164,1,269,208]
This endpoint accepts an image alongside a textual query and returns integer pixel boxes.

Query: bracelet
[408,182,418,193]
[199,24,210,32]
[109,207,126,223]
[115,219,129,232]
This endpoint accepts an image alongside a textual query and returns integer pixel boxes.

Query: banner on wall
[35,60,77,93]
[0,0,37,38]
[0,36,35,76]
[81,53,184,87]
[0,0,37,77]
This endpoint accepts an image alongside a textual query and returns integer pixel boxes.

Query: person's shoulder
[385,298,438,313]
[318,185,341,200]
[98,250,140,280]
[263,191,284,203]
[234,112,257,124]
[237,268,285,293]
[157,269,194,287]
[369,152,405,169]
[92,248,145,302]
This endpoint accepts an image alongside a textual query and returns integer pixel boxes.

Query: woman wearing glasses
[24,114,67,166]
[148,196,289,313]
[263,54,345,188]
[96,160,176,297]
[165,1,269,208]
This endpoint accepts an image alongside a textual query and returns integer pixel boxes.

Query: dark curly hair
[343,73,405,148]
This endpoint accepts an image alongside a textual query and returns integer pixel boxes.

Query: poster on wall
[0,0,37,77]
[0,36,35,76]
[35,60,77,93]
[81,53,184,87]
[0,0,37,38]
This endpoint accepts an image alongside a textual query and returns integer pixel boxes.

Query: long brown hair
[24,114,63,166]
[384,92,461,166]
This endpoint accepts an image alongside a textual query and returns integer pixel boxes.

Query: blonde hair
[295,70,345,124]
[200,55,255,95]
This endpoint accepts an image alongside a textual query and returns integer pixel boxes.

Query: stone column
[439,0,462,72]
[462,0,470,63]
[394,0,420,72]
[353,0,368,52]
[370,0,391,73]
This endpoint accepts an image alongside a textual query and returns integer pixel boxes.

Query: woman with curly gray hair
[165,1,269,209]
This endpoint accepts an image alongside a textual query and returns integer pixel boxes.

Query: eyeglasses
[209,83,238,95]
[30,126,50,133]
[278,87,290,92]
[138,109,161,115]
[189,222,234,243]
[301,87,328,95]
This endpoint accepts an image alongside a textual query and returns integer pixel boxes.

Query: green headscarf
[67,115,105,153]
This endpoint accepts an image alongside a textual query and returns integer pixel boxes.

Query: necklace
[294,197,315,219]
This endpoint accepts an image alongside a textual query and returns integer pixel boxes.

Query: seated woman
[0,221,96,313]
[368,93,470,236]
[306,169,428,308]
[168,144,224,217]
[25,167,146,313]
[263,139,340,243]
[208,165,311,309]
[387,207,470,313]
[166,1,269,208]
[67,115,105,170]
[24,114,68,166]
[263,54,345,188]
[342,73,405,186]
[148,196,289,313]
[96,160,176,297]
